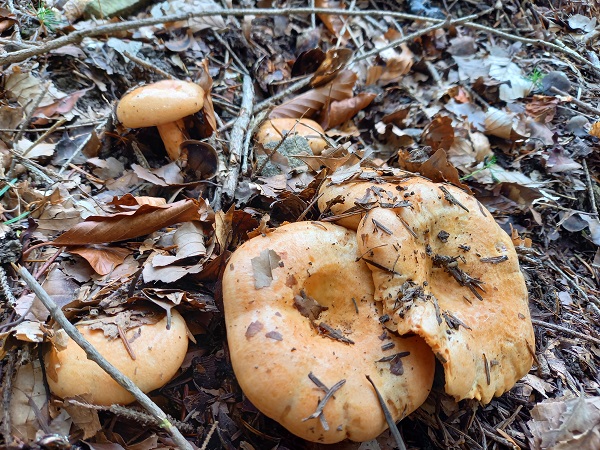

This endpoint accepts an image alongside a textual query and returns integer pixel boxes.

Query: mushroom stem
[157,120,188,161]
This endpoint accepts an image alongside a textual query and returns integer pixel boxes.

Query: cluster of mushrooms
[44,80,535,445]
[223,167,535,443]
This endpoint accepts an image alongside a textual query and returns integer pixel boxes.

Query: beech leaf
[270,70,357,119]
[68,245,131,275]
[251,249,281,289]
[53,199,207,245]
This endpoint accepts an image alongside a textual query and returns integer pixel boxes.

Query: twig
[122,51,175,79]
[13,264,194,450]
[241,109,268,175]
[549,86,600,116]
[211,31,249,76]
[64,400,195,433]
[199,420,219,450]
[465,23,600,78]
[1,351,16,444]
[253,76,313,115]
[0,8,443,67]
[582,159,599,216]
[366,375,407,450]
[20,118,67,158]
[531,318,600,346]
[217,75,254,209]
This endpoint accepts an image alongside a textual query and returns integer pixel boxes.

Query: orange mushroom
[116,79,205,161]
[319,169,535,403]
[222,221,435,443]
[45,306,189,405]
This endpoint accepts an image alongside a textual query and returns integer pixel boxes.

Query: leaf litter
[0,0,599,449]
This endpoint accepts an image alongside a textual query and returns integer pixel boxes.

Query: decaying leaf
[528,395,600,450]
[53,198,208,245]
[270,70,357,119]
[68,245,131,275]
[251,249,281,289]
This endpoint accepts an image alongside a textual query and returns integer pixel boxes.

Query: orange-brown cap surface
[222,221,435,443]
[45,308,189,405]
[324,174,535,403]
[116,80,204,128]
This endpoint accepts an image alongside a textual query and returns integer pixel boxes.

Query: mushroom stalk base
[157,120,188,161]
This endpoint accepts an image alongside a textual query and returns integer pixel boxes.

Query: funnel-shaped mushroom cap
[116,80,204,128]
[322,174,535,403]
[222,222,435,443]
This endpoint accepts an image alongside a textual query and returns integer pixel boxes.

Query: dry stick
[0,8,442,67]
[217,74,254,208]
[531,318,600,346]
[549,86,600,116]
[13,264,194,450]
[365,375,407,450]
[21,118,67,158]
[1,7,597,81]
[465,23,600,78]
[122,51,175,79]
[582,159,599,217]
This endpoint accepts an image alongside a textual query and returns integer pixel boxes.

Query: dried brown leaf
[422,115,454,151]
[68,245,132,276]
[319,92,376,130]
[311,48,353,87]
[53,199,207,245]
[315,0,348,38]
[270,70,357,119]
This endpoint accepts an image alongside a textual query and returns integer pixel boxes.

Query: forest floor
[0,0,599,449]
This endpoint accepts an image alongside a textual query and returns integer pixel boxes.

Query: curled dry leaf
[270,70,357,119]
[310,48,353,87]
[53,198,208,245]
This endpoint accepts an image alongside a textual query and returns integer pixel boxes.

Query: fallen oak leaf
[53,198,208,245]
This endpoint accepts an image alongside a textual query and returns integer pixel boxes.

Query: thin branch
[531,318,600,346]
[216,74,254,209]
[13,264,194,450]
[550,86,600,116]
[0,8,443,67]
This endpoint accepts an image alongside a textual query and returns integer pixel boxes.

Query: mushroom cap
[320,173,535,403]
[222,221,435,443]
[45,307,189,405]
[256,118,328,155]
[116,80,205,128]
[317,168,417,230]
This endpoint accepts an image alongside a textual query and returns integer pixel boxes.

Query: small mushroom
[222,221,434,443]
[318,169,535,403]
[45,307,189,405]
[256,118,328,155]
[116,79,205,161]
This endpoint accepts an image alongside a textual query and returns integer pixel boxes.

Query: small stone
[541,71,571,95]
